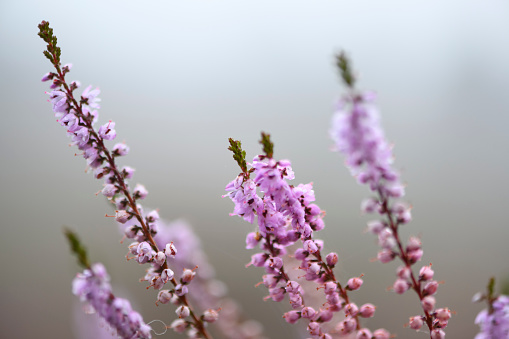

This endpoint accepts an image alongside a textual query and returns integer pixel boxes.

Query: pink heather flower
[165,242,177,258]
[283,310,301,324]
[181,268,196,283]
[373,329,390,339]
[203,309,220,323]
[112,143,130,156]
[81,85,101,109]
[72,263,151,338]
[133,184,148,200]
[121,166,135,179]
[246,232,260,249]
[421,295,436,312]
[419,265,434,281]
[423,280,439,296]
[357,329,372,339]
[360,197,379,213]
[98,120,116,140]
[301,306,316,319]
[347,277,363,290]
[307,322,321,336]
[101,184,117,198]
[345,303,359,317]
[393,278,410,294]
[156,290,172,306]
[431,329,446,339]
[359,303,376,318]
[367,220,385,234]
[176,305,190,318]
[326,252,338,267]
[115,210,130,224]
[409,316,424,330]
[41,72,55,82]
[170,319,187,333]
[377,249,395,263]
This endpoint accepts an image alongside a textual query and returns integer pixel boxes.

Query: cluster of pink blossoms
[225,137,390,339]
[330,63,450,338]
[73,263,152,339]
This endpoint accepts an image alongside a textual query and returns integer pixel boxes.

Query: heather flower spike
[330,51,449,337]
[39,21,213,339]
[225,132,384,338]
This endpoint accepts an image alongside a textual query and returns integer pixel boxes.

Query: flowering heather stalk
[225,135,389,339]
[38,21,212,339]
[473,277,509,338]
[65,229,152,338]
[330,52,450,338]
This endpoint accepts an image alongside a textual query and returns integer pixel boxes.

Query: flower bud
[203,309,220,323]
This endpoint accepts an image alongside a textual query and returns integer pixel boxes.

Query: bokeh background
[1,1,509,338]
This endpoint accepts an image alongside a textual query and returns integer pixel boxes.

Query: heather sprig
[39,21,213,338]
[330,52,449,338]
[473,277,509,338]
[64,229,152,338]
[225,134,389,338]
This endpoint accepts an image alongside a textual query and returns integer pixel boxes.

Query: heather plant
[39,20,508,339]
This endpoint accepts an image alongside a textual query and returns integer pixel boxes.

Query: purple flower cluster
[475,296,509,338]
[330,91,450,338]
[72,263,152,339]
[225,141,389,338]
[330,92,404,198]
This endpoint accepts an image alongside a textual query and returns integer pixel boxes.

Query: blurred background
[1,1,509,338]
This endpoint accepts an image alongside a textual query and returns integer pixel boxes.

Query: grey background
[1,1,509,338]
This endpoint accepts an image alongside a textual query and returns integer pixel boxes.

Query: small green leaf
[259,132,273,159]
[228,138,248,173]
[336,51,355,89]
[64,227,90,269]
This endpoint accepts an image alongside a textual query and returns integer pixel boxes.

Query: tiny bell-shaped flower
[373,329,390,339]
[170,319,188,333]
[115,210,130,224]
[112,143,129,156]
[283,310,301,324]
[409,316,424,330]
[165,242,177,258]
[176,305,190,318]
[175,284,188,296]
[347,276,363,291]
[156,290,172,305]
[357,329,372,339]
[421,295,436,312]
[101,184,117,198]
[161,268,174,282]
[393,278,410,294]
[133,184,148,200]
[301,306,316,319]
[359,303,376,318]
[344,303,359,317]
[153,251,166,266]
[181,268,196,283]
[419,264,434,281]
[203,309,220,323]
[326,252,338,267]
